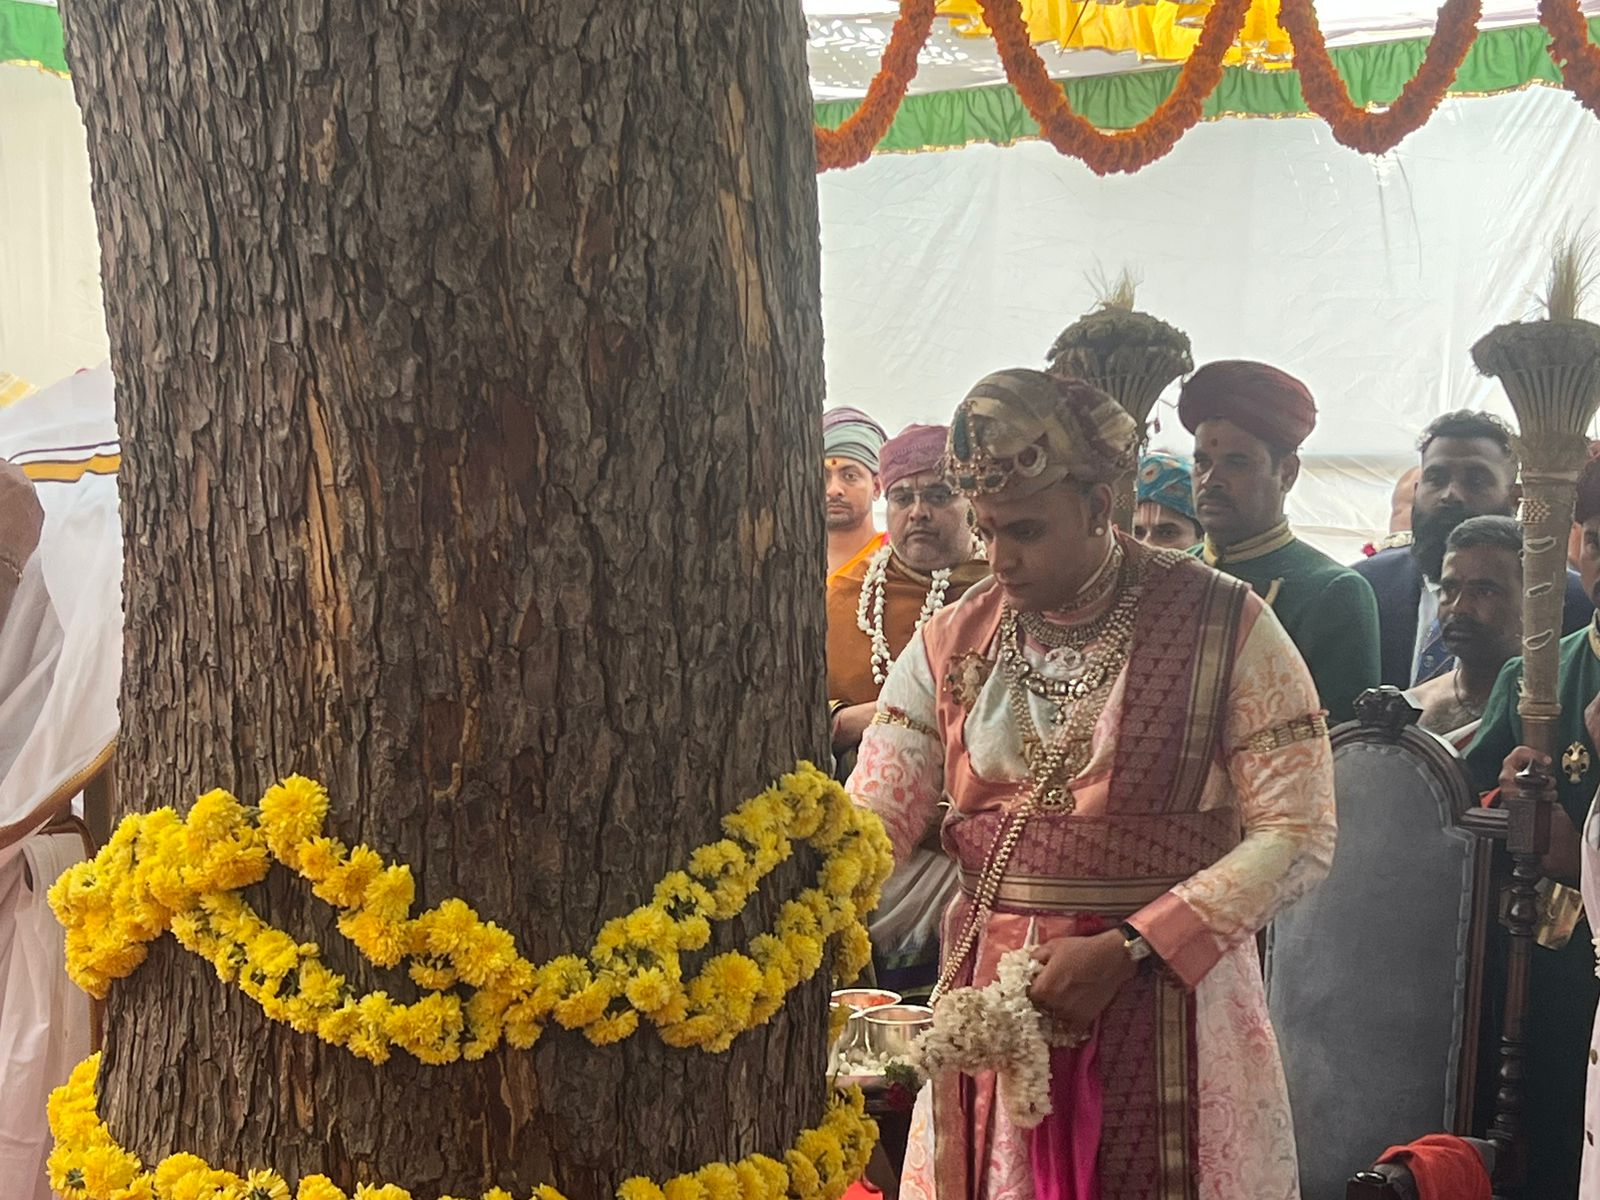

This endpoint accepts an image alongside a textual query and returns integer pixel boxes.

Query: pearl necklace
[856,544,953,686]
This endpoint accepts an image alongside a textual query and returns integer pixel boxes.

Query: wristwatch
[1119,922,1155,973]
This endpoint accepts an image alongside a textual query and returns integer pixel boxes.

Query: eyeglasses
[886,485,957,510]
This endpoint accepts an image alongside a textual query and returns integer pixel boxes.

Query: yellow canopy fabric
[936,0,1294,69]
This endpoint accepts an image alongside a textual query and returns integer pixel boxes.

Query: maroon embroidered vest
[919,540,1251,917]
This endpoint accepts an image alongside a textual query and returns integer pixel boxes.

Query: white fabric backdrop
[817,86,1600,560]
[0,68,107,390]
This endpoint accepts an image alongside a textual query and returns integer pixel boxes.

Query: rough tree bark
[61,0,829,1194]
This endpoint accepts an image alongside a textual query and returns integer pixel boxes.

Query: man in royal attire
[849,369,1336,1200]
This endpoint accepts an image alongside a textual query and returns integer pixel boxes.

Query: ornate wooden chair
[1263,688,1495,1200]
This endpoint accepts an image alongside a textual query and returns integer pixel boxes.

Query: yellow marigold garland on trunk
[49,763,892,1065]
[48,1053,877,1200]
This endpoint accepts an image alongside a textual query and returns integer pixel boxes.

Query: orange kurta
[827,547,988,707]
[828,529,888,588]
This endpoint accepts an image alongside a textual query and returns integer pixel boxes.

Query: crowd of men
[824,360,1600,1199]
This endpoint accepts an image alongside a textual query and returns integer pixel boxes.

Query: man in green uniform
[1179,359,1381,724]
[1464,456,1600,1198]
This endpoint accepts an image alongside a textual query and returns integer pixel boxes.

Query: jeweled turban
[944,370,1139,498]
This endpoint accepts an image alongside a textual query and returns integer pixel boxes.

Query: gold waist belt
[960,871,1181,916]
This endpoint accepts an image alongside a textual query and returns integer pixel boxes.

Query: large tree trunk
[61,0,828,1193]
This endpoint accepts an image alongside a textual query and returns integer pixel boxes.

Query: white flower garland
[855,544,952,686]
[909,948,1060,1129]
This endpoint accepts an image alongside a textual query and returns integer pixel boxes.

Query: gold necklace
[1064,538,1122,614]
[1005,581,1139,707]
[1014,541,1129,650]
[934,647,1124,1001]
[932,547,1145,1003]
[998,550,1144,783]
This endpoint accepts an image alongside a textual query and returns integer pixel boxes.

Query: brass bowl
[863,1003,934,1060]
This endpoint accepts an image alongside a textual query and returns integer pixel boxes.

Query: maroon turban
[1576,453,1600,524]
[879,424,949,491]
[1178,360,1317,453]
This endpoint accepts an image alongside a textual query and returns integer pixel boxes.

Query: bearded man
[1181,360,1380,725]
[824,405,888,581]
[1402,515,1522,747]
[1356,410,1592,687]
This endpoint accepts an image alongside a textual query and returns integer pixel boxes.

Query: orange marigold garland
[1279,0,1481,155]
[977,0,1251,176]
[815,0,936,171]
[1542,0,1600,117]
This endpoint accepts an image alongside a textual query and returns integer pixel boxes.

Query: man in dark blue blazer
[1355,410,1594,688]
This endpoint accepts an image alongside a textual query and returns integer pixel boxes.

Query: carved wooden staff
[1472,301,1600,1192]
[1046,283,1192,530]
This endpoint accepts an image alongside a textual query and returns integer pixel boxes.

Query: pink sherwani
[848,545,1336,1200]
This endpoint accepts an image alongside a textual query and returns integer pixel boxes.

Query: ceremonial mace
[1471,236,1600,1188]
[1046,273,1193,532]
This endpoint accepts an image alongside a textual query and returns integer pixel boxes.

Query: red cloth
[841,1182,882,1200]
[1375,1134,1491,1200]
[1178,359,1317,452]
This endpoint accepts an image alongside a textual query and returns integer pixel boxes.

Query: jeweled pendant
[1040,646,1085,681]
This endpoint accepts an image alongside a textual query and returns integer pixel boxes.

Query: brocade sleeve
[1127,598,1337,987]
[846,630,944,865]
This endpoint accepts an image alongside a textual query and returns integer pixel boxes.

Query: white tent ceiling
[805,2,1600,99]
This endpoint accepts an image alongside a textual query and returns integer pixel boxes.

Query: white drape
[0,68,107,391]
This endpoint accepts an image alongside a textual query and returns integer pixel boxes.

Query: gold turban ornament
[944,369,1140,499]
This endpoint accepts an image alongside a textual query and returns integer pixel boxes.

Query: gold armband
[1238,713,1329,755]
[871,706,937,740]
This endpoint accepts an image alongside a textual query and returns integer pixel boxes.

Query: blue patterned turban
[1136,451,1197,522]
